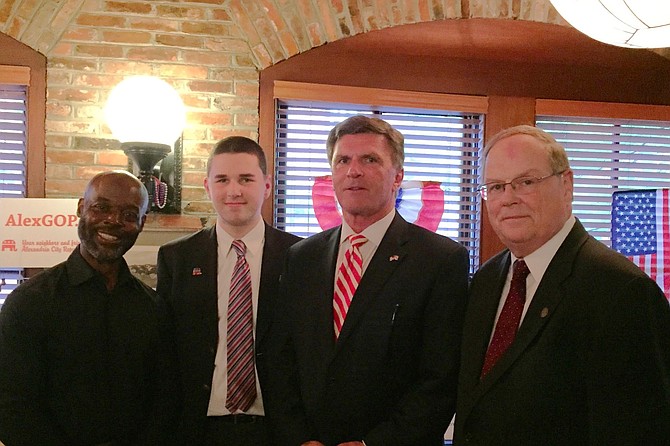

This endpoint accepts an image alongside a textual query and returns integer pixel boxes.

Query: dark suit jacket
[455,219,670,445]
[269,213,469,446]
[156,223,300,444]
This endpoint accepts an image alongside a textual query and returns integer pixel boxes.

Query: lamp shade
[550,0,670,48]
[104,76,186,148]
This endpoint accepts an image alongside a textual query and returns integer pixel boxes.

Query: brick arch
[227,0,566,69]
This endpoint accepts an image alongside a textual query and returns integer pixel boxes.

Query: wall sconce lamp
[550,0,670,48]
[104,76,186,213]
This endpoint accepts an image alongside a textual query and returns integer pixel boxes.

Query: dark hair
[207,136,268,175]
[326,115,404,169]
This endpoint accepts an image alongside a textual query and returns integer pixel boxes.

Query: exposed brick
[155,33,204,48]
[157,64,209,79]
[49,42,74,56]
[234,112,258,127]
[75,43,125,58]
[105,1,153,14]
[188,80,233,94]
[182,171,206,185]
[156,5,205,19]
[48,57,98,71]
[128,17,179,32]
[75,166,119,180]
[181,186,209,202]
[203,37,250,53]
[76,13,126,27]
[74,104,101,119]
[46,179,90,195]
[125,47,180,62]
[0,0,17,24]
[213,95,258,111]
[100,61,153,75]
[101,30,152,44]
[181,94,211,110]
[48,121,100,136]
[210,127,257,142]
[62,27,98,41]
[96,150,128,165]
[211,8,232,21]
[45,135,71,149]
[48,88,99,103]
[192,111,233,126]
[73,136,120,151]
[47,71,72,86]
[46,149,96,165]
[46,102,73,118]
[46,164,74,180]
[182,21,230,36]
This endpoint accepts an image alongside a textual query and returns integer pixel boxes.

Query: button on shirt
[208,218,265,416]
[490,215,576,337]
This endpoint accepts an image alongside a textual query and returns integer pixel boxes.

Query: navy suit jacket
[156,223,300,444]
[455,219,670,445]
[269,213,469,446]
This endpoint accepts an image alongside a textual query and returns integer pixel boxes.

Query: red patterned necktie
[225,240,256,412]
[481,259,530,378]
[333,234,368,339]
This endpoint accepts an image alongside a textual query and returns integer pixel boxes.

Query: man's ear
[76,198,84,217]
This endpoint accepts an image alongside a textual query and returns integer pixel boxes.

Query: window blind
[275,102,483,272]
[0,84,28,308]
[537,116,670,246]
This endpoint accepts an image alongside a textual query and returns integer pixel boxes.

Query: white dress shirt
[490,215,576,338]
[207,218,265,416]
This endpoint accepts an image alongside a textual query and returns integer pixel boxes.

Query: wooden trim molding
[0,65,30,85]
[536,99,670,121]
[273,80,489,114]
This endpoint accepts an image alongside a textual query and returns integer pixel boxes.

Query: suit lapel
[318,228,341,360]
[472,221,590,399]
[336,214,408,347]
[186,227,219,344]
[256,224,276,347]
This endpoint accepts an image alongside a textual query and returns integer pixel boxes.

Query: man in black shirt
[0,170,179,445]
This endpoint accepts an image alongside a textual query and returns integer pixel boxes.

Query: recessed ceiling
[331,18,670,70]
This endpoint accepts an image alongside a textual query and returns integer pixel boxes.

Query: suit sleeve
[0,291,70,445]
[364,245,469,446]
[587,275,670,442]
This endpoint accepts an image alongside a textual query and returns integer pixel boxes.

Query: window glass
[275,102,483,273]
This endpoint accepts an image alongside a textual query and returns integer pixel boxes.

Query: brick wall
[1,0,567,229]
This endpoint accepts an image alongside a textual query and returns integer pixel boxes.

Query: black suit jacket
[455,219,670,445]
[269,213,469,446]
[156,223,300,444]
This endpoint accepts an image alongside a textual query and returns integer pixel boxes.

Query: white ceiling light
[550,0,670,48]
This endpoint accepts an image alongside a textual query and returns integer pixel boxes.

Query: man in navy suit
[157,137,300,445]
[455,125,670,445]
[269,115,469,446]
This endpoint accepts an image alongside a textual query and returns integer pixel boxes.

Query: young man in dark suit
[269,115,469,446]
[157,137,300,446]
[455,125,670,445]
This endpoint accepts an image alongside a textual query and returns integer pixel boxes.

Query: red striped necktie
[225,239,256,412]
[333,234,368,339]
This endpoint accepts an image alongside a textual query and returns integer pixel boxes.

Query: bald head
[85,170,149,217]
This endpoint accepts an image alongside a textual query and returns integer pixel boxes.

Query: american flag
[611,189,670,300]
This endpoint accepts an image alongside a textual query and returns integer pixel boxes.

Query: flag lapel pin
[389,255,399,262]
[192,267,203,276]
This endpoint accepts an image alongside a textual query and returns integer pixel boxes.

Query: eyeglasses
[478,170,567,201]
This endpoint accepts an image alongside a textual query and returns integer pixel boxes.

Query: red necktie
[225,240,256,412]
[481,259,530,378]
[333,234,367,339]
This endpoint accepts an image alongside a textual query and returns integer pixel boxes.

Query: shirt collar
[216,217,265,257]
[66,245,134,287]
[511,214,576,282]
[340,208,396,249]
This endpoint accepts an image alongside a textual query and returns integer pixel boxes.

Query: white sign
[0,198,80,268]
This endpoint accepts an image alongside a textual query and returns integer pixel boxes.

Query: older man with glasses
[454,125,670,445]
